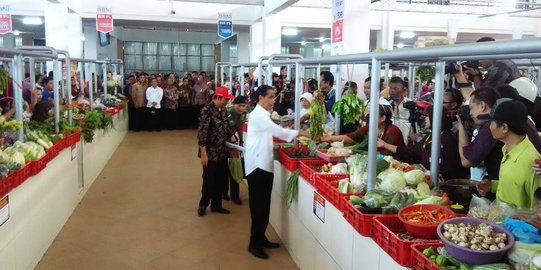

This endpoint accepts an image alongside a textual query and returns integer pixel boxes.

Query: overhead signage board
[218,12,233,39]
[0,5,12,35]
[96,6,113,33]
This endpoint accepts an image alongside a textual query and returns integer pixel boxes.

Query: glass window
[187,44,200,56]
[143,42,158,55]
[159,43,172,55]
[125,42,142,55]
[135,56,144,70]
[187,56,201,71]
[229,45,238,58]
[173,56,187,72]
[201,56,215,73]
[159,56,172,71]
[201,44,214,56]
[125,55,137,70]
[173,43,187,55]
[144,56,158,71]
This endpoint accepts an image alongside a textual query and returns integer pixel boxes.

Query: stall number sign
[0,5,12,35]
[0,196,9,227]
[96,6,113,33]
[313,192,325,223]
[217,12,233,39]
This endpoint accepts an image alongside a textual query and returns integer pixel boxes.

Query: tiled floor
[36,130,299,270]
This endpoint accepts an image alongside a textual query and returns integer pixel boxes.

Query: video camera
[445,60,480,74]
[402,101,426,133]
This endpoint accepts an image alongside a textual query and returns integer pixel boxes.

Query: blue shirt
[41,90,54,102]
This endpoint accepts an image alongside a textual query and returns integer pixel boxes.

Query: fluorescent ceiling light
[13,30,20,36]
[282,28,298,36]
[396,43,405,49]
[22,17,43,25]
[322,44,331,50]
[319,37,325,42]
[301,41,306,46]
[400,31,415,39]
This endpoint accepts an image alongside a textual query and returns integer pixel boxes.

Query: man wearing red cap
[197,86,237,216]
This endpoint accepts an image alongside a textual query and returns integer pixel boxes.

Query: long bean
[285,169,300,206]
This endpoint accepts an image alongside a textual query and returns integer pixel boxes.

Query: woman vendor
[377,106,469,180]
[321,98,404,156]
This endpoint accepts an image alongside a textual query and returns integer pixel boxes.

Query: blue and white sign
[217,12,233,39]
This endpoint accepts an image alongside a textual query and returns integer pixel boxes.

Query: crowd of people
[193,36,541,260]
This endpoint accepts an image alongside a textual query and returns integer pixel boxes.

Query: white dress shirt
[146,86,164,109]
[392,97,412,145]
[244,104,299,175]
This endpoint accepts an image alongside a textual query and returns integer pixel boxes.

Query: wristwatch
[456,82,473,89]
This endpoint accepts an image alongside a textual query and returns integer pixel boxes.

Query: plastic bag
[488,200,517,224]
[468,194,491,219]
[227,158,244,184]
[507,241,541,267]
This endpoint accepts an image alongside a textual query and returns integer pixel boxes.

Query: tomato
[404,166,414,172]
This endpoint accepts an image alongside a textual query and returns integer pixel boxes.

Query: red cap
[214,86,235,99]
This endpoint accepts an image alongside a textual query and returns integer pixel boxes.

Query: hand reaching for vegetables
[476,179,491,196]
[320,135,332,142]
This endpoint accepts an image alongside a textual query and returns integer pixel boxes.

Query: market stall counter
[0,110,128,270]
[270,161,408,270]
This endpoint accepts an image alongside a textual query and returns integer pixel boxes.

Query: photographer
[388,76,412,145]
[378,106,468,180]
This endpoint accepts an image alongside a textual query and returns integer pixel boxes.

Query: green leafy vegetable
[331,92,364,125]
[285,169,300,206]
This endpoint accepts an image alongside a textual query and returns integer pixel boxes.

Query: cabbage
[379,171,407,193]
[404,169,425,186]
[416,182,431,198]
[7,151,25,168]
[414,195,442,205]
[508,241,541,266]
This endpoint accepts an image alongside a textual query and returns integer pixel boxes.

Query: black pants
[178,106,191,129]
[247,168,274,248]
[199,159,228,210]
[133,107,146,131]
[224,166,240,200]
[164,108,178,130]
[147,107,161,131]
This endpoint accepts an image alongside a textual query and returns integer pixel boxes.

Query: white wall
[237,32,251,63]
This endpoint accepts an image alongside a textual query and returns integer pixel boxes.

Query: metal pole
[240,65,245,96]
[267,63,272,87]
[220,65,224,86]
[52,59,60,133]
[294,63,303,131]
[29,57,35,102]
[334,65,342,135]
[367,58,381,191]
[113,64,118,95]
[78,62,84,101]
[102,63,108,99]
[63,55,72,126]
[287,64,291,83]
[90,64,96,110]
[11,55,23,141]
[430,61,446,188]
[229,65,233,89]
[214,63,218,86]
[40,62,44,75]
[408,64,415,99]
[384,63,390,87]
[119,63,124,93]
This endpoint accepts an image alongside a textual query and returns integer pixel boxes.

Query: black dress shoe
[222,194,231,201]
[232,198,242,205]
[263,241,281,249]
[211,208,230,214]
[248,246,269,259]
[197,206,206,217]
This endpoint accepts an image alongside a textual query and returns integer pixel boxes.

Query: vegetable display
[309,91,326,140]
[331,92,364,125]
[442,223,508,251]
[401,209,452,224]
[285,169,300,206]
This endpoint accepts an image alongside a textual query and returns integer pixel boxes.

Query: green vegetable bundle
[309,91,326,140]
[331,92,364,125]
[285,169,300,206]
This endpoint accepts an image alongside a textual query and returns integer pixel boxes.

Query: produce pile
[442,223,508,251]
[331,92,364,125]
[0,140,46,177]
[421,245,515,270]
[325,141,352,156]
[309,90,326,140]
[402,209,452,225]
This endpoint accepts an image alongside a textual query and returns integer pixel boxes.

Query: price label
[313,192,325,223]
[0,196,10,227]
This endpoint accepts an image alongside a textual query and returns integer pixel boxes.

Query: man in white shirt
[389,76,412,145]
[244,85,309,259]
[146,78,164,132]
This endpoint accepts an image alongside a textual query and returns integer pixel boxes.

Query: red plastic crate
[66,132,81,146]
[11,163,32,189]
[3,173,16,194]
[299,159,343,185]
[411,242,445,270]
[314,175,351,207]
[30,155,48,176]
[46,141,63,162]
[341,195,385,237]
[373,215,441,267]
[277,147,319,172]
[0,175,8,198]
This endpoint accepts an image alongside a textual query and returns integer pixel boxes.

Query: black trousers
[178,106,191,129]
[247,168,274,248]
[224,166,240,200]
[199,159,228,210]
[164,108,178,130]
[133,107,146,131]
[147,107,161,131]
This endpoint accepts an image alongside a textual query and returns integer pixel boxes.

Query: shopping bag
[228,157,244,184]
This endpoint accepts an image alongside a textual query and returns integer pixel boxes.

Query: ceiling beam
[264,0,300,14]
[171,0,263,5]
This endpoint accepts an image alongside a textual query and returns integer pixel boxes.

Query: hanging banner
[0,5,12,35]
[96,6,113,34]
[331,0,345,55]
[217,12,233,39]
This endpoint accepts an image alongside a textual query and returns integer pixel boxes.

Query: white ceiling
[171,0,263,5]
[293,0,331,8]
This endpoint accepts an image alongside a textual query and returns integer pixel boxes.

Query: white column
[447,18,459,40]
[512,23,523,39]
[83,22,98,60]
[262,14,281,57]
[67,12,83,58]
[381,10,394,51]
[220,41,231,62]
[341,0,371,98]
[236,32,250,63]
[249,21,264,62]
[44,1,68,51]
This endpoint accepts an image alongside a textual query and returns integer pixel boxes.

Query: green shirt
[494,137,541,209]
[227,107,246,138]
